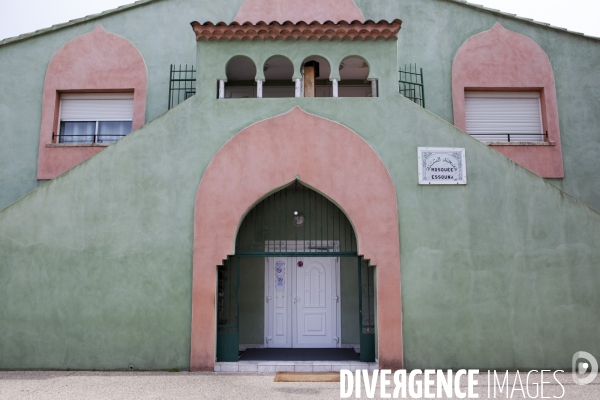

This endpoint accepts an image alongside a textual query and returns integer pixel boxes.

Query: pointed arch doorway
[215,181,376,362]
[191,107,402,371]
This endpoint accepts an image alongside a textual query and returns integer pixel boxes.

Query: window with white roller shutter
[465,92,545,142]
[58,93,134,144]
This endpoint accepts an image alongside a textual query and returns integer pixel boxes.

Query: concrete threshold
[214,360,378,373]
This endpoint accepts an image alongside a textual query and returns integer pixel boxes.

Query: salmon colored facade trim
[190,19,402,42]
[452,23,564,178]
[234,0,365,24]
[37,26,147,180]
[191,107,403,371]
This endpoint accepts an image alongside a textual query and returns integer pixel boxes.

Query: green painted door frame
[358,259,376,362]
[216,257,240,362]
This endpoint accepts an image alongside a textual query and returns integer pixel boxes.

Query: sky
[1,0,599,41]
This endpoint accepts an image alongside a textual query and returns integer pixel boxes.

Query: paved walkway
[1,371,598,399]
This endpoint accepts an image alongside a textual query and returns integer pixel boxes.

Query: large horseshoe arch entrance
[216,181,376,362]
[191,107,402,371]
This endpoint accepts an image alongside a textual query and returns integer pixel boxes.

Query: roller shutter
[465,92,544,142]
[59,93,134,121]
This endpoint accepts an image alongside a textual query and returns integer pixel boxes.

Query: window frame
[56,92,134,145]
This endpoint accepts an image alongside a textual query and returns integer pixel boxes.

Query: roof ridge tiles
[190,19,403,41]
[192,19,402,27]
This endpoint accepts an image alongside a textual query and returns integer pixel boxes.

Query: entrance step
[214,361,378,373]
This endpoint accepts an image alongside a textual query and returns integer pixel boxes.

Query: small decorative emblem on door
[276,276,285,291]
[297,261,304,267]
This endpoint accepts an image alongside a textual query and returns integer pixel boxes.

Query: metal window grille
[168,64,196,110]
[53,121,132,144]
[235,180,357,256]
[399,64,425,108]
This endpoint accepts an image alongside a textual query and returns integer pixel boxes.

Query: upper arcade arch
[262,55,295,98]
[224,56,258,98]
[339,56,374,97]
[339,55,370,80]
[302,55,332,97]
[217,53,376,98]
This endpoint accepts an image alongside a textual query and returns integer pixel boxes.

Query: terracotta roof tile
[190,19,402,41]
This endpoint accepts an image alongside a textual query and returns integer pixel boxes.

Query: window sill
[46,143,112,148]
[484,141,555,146]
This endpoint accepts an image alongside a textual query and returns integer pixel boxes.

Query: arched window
[224,56,257,98]
[262,56,295,98]
[452,23,563,178]
[302,56,331,97]
[37,26,147,180]
[339,57,372,97]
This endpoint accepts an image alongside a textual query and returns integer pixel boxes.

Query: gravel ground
[0,371,598,399]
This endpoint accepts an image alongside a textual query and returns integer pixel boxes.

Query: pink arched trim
[452,23,564,178]
[37,26,147,179]
[191,107,402,371]
[233,0,365,24]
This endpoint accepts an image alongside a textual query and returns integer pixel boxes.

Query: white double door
[265,257,340,348]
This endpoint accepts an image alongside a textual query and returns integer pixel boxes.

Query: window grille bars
[52,132,128,143]
[235,180,357,256]
[168,64,196,110]
[469,131,549,143]
[399,64,425,108]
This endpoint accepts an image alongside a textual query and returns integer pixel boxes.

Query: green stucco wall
[0,0,599,210]
[0,0,599,371]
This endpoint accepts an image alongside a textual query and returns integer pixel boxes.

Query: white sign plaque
[418,147,467,185]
